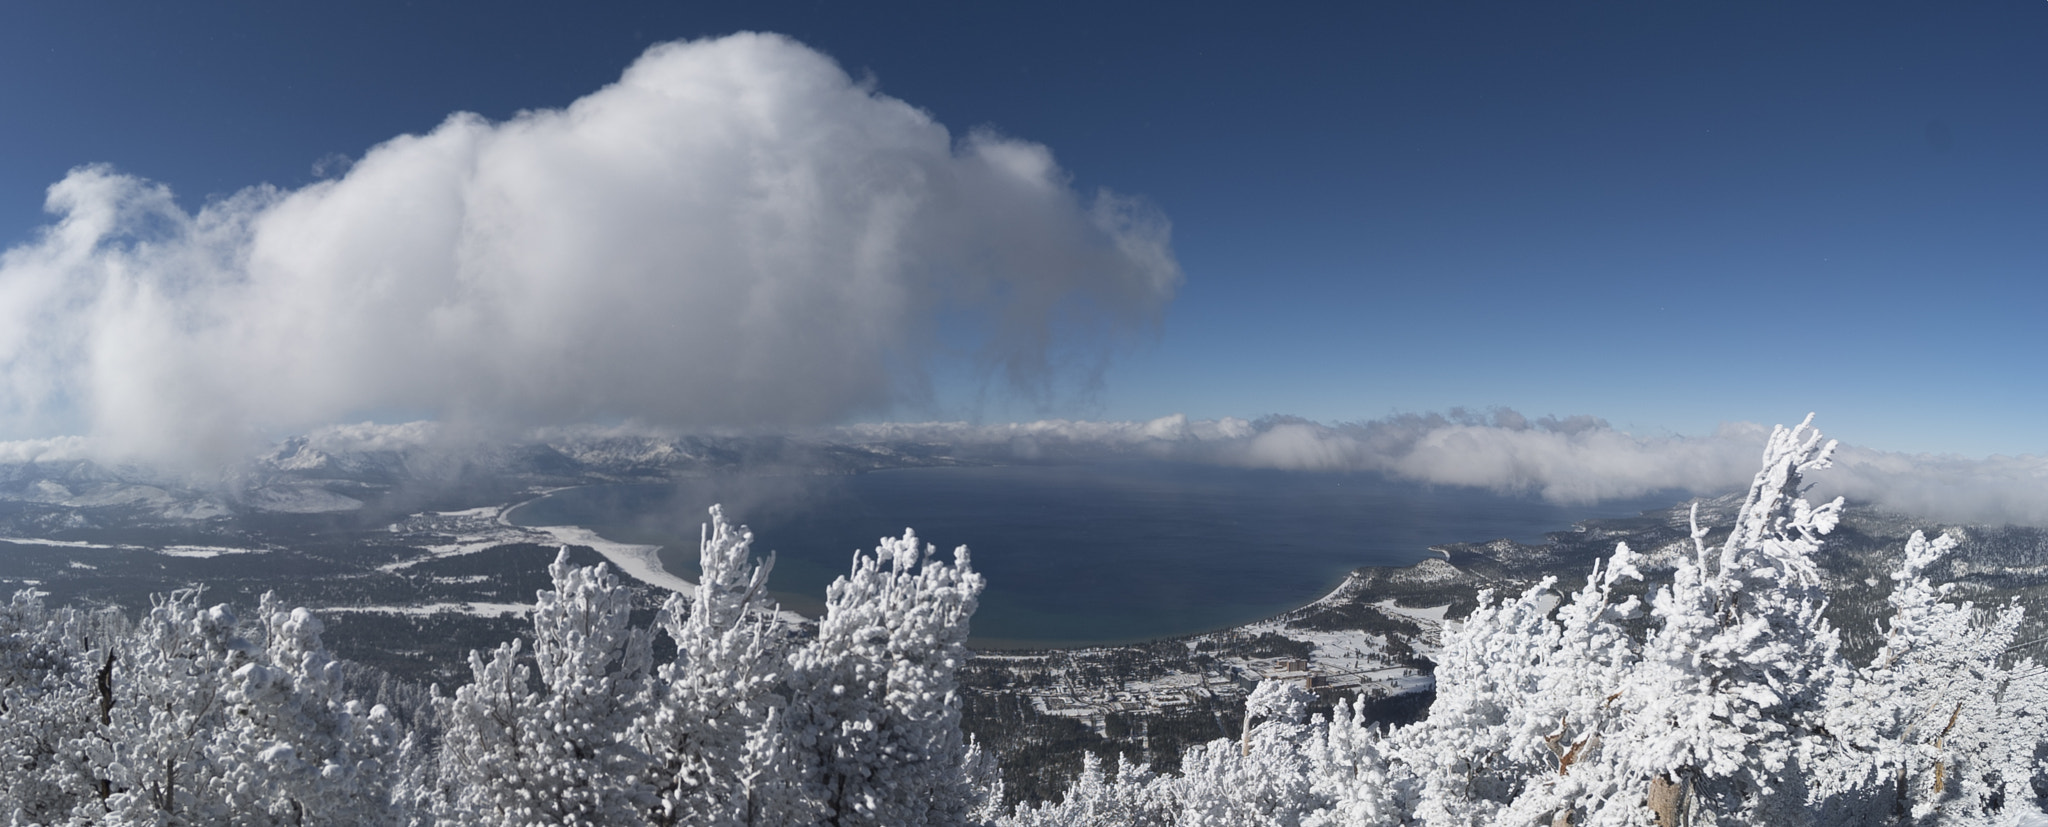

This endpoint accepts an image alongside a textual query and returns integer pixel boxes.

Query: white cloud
[1819,446,2048,526]
[0,33,1179,466]
[0,435,94,465]
[834,412,2048,526]
[14,410,2041,527]
[839,411,1767,502]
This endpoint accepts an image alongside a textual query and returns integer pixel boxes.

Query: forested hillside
[3,418,2042,825]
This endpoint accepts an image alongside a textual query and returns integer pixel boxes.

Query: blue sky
[1,1,2044,458]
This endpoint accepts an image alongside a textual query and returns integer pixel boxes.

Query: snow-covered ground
[525,524,694,595]
[1375,600,1450,624]
[239,484,363,514]
[156,545,268,558]
[330,601,536,617]
[0,536,132,549]
[3,538,268,558]
[378,506,532,571]
[371,500,821,626]
[379,503,694,595]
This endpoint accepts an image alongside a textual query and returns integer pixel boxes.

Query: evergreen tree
[790,528,990,826]
[0,591,107,824]
[435,550,654,825]
[210,595,406,825]
[93,592,252,825]
[631,506,808,826]
[987,416,2048,826]
[9,413,2047,826]
[1818,530,2046,823]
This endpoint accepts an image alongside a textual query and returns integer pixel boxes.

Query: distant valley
[6,431,2048,804]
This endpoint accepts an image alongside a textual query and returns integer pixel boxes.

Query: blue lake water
[505,462,1682,648]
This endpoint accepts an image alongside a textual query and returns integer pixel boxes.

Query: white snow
[157,545,268,558]
[69,485,177,508]
[1392,557,1462,584]
[378,506,532,571]
[1375,600,1452,623]
[527,524,695,595]
[329,602,535,617]
[0,537,131,549]
[378,500,732,607]
[244,485,364,514]
[415,538,522,560]
[158,498,232,520]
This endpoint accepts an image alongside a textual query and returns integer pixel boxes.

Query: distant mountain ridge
[0,429,984,523]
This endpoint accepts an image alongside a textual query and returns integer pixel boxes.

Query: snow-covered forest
[3,418,2044,825]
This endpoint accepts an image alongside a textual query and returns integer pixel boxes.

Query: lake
[505,462,1682,648]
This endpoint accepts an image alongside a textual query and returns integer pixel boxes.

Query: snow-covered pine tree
[630,506,809,826]
[988,415,2048,827]
[1013,679,1330,826]
[1387,543,1651,826]
[1006,750,1168,827]
[1392,574,1579,824]
[90,591,257,825]
[1601,417,1848,825]
[2,587,419,825]
[789,528,991,827]
[1816,529,2046,823]
[1300,694,1404,826]
[208,594,407,825]
[1165,679,1323,826]
[1984,656,2048,819]
[0,590,108,823]
[431,637,537,824]
[435,549,654,826]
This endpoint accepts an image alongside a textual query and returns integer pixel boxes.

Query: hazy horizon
[5,410,2047,527]
[2,4,2043,525]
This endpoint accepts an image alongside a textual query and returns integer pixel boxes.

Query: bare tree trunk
[1648,772,1687,827]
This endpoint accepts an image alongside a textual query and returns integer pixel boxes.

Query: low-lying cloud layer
[837,411,2048,526]
[0,33,1179,465]
[5,410,2040,526]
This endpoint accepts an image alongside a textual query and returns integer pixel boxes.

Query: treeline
[6,419,2047,825]
[0,510,996,826]
[1005,420,2048,826]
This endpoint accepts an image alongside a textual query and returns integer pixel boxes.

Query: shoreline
[968,567,1366,652]
[502,487,816,624]
[501,487,692,583]
[499,485,1403,651]
[498,486,696,595]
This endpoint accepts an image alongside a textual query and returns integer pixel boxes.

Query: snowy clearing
[328,602,535,617]
[0,537,133,549]
[156,545,268,558]
[526,524,695,595]
[1375,600,1451,623]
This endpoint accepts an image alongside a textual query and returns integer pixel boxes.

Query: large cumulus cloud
[0,33,1179,464]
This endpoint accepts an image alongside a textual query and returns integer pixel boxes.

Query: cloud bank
[7,410,2040,526]
[0,33,1179,464]
[838,411,1768,502]
[836,412,2048,526]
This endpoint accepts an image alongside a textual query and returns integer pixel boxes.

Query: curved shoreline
[500,486,694,595]
[970,567,1363,652]
[505,485,1368,650]
[501,487,822,624]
